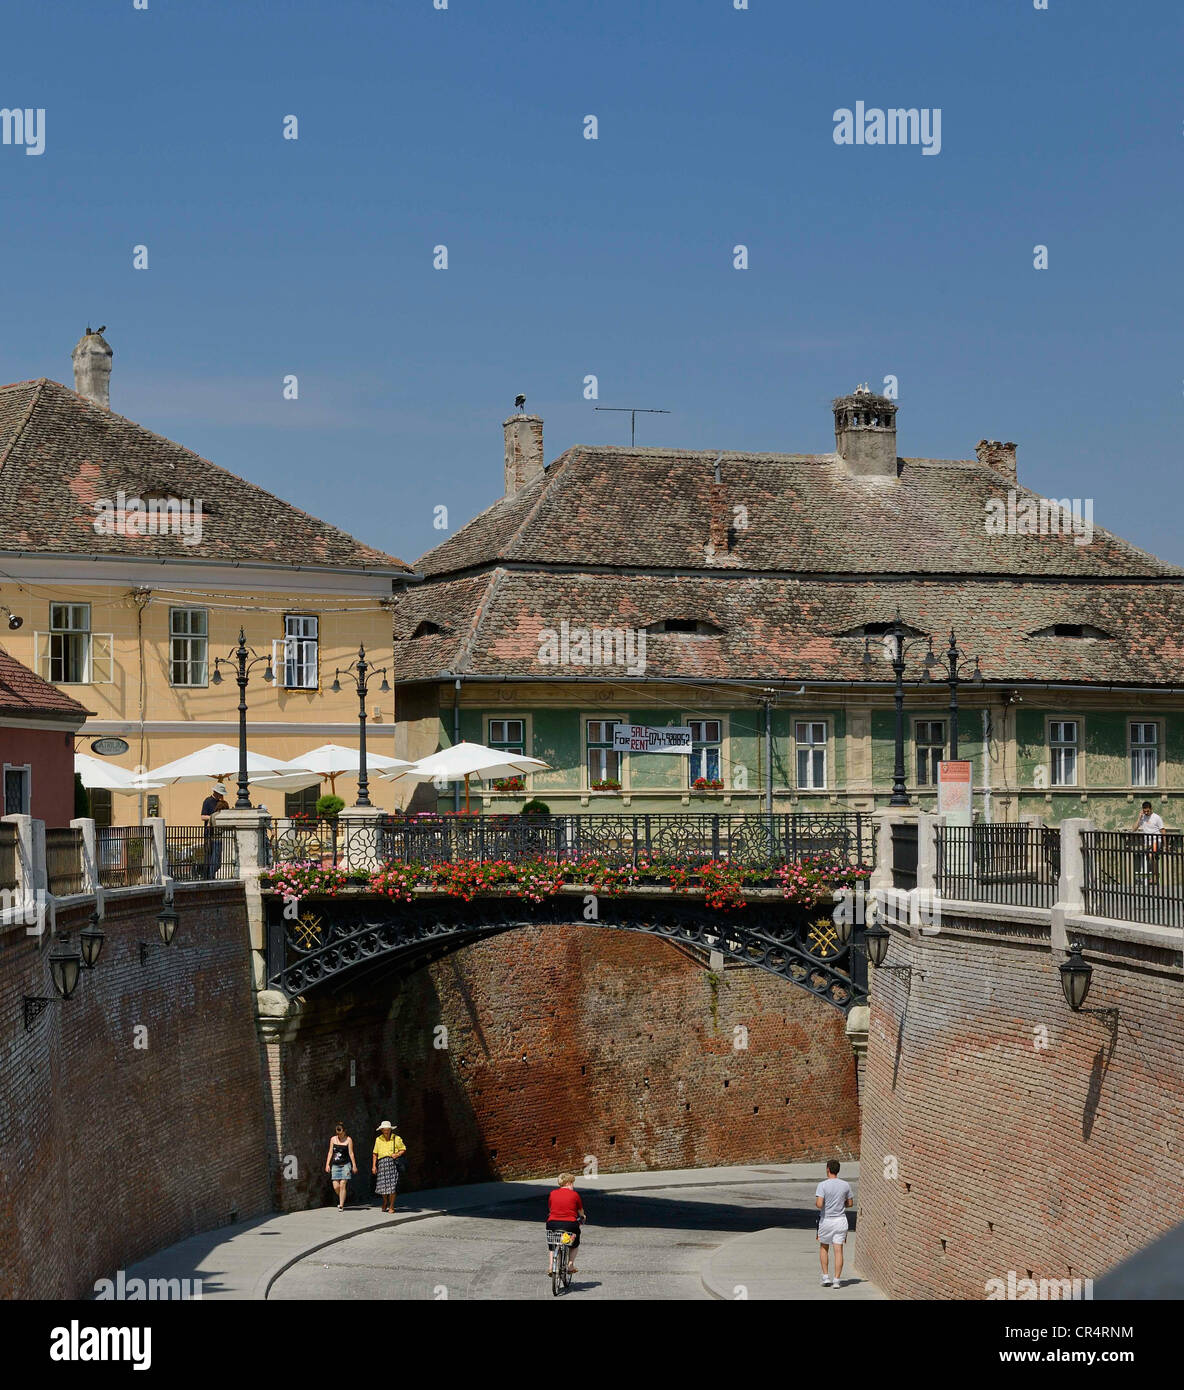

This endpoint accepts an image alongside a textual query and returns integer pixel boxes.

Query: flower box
[590,779,621,792]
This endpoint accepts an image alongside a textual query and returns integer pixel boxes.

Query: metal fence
[936,823,1060,909]
[268,811,872,871]
[0,821,17,890]
[96,825,156,889]
[1082,830,1184,928]
[45,826,85,896]
[164,825,241,882]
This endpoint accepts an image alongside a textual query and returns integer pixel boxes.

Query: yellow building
[0,332,411,825]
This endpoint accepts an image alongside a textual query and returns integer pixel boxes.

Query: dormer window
[408,620,448,639]
[648,618,723,637]
[1027,623,1114,641]
[839,620,927,640]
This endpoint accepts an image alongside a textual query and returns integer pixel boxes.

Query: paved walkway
[125,1163,883,1300]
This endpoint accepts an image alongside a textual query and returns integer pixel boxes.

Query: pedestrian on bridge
[325,1122,358,1211]
[372,1120,407,1213]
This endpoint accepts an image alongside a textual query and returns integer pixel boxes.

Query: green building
[392,389,1184,831]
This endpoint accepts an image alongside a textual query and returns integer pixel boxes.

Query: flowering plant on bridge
[667,860,748,912]
[776,857,871,909]
[371,863,418,902]
[262,860,351,898]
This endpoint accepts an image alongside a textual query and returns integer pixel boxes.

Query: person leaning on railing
[1133,800,1165,887]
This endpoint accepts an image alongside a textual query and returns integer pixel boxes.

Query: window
[91,787,114,828]
[915,720,945,786]
[170,607,208,686]
[1131,723,1159,787]
[3,765,30,815]
[796,722,828,790]
[488,719,525,756]
[283,615,319,689]
[145,795,160,820]
[1049,720,1078,787]
[284,785,322,817]
[586,719,621,787]
[689,719,722,784]
[37,604,112,685]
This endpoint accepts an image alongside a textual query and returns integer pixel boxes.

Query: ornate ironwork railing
[1082,830,1184,929]
[936,823,1060,909]
[164,825,240,882]
[96,825,156,889]
[0,821,17,890]
[267,811,872,872]
[46,827,85,896]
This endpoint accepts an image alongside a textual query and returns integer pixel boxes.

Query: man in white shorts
[815,1159,854,1288]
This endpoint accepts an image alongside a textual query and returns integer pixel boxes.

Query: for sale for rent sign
[612,724,693,754]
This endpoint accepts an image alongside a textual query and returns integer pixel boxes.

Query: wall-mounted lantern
[23,946,82,1031]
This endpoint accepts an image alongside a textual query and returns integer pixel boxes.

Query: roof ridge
[0,378,47,479]
[452,568,504,674]
[503,454,567,562]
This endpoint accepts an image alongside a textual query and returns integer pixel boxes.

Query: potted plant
[521,797,551,820]
[315,794,346,821]
[692,777,725,793]
[591,778,621,793]
[491,776,526,792]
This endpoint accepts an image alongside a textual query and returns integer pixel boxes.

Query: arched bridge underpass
[264,892,868,1011]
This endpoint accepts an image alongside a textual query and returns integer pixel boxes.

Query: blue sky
[2,0,1181,568]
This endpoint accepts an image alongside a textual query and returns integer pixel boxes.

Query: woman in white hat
[371,1120,407,1213]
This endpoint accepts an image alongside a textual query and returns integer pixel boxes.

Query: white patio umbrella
[137,743,320,798]
[74,753,163,793]
[253,743,414,796]
[379,740,549,813]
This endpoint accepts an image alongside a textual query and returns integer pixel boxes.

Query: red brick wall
[0,884,270,1299]
[265,924,860,1209]
[0,726,77,826]
[857,920,1184,1299]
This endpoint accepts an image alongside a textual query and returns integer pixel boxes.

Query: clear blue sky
[2,0,1180,568]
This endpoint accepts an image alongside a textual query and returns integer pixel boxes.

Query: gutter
[0,547,416,583]
[428,674,1184,695]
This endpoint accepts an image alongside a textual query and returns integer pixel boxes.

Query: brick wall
[265,924,859,1209]
[857,918,1184,1299]
[0,884,270,1299]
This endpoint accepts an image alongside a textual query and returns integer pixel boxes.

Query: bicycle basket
[546,1229,575,1248]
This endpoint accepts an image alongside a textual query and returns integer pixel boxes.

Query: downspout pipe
[453,677,462,814]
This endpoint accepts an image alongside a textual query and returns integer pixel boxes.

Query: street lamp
[924,629,984,760]
[329,645,390,809]
[23,945,83,1030]
[140,895,180,965]
[211,628,274,809]
[79,908,106,969]
[863,612,937,807]
[833,905,918,979]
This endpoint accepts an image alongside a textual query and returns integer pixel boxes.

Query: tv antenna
[594,405,670,446]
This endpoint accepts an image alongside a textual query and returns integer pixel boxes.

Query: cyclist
[546,1172,585,1277]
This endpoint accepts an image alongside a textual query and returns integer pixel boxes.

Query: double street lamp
[863,614,984,807]
[211,628,274,809]
[330,645,390,808]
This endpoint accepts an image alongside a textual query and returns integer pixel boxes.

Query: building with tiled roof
[0,330,412,825]
[395,390,1184,828]
[0,645,90,825]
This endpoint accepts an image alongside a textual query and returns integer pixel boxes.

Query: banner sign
[938,760,973,825]
[612,723,693,754]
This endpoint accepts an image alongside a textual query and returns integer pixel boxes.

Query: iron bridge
[264,892,869,1012]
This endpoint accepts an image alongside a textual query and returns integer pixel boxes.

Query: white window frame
[169,606,209,687]
[686,717,724,786]
[2,763,31,816]
[1129,720,1160,789]
[1049,718,1079,788]
[282,614,319,690]
[795,720,829,791]
[36,603,113,684]
[487,716,531,791]
[583,714,626,792]
[913,718,946,788]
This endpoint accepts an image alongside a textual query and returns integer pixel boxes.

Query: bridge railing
[267,811,873,871]
[1081,830,1184,929]
[936,823,1060,910]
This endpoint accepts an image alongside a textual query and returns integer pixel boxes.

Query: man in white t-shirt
[1134,800,1165,885]
[815,1159,854,1288]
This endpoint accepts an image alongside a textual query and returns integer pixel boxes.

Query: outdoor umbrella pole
[464,772,470,814]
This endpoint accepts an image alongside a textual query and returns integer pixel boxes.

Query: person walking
[815,1159,854,1288]
[1134,800,1165,886]
[200,781,229,878]
[372,1120,407,1213]
[325,1122,357,1211]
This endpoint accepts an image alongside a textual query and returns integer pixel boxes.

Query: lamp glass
[50,949,82,1000]
[379,676,390,693]
[156,905,180,947]
[79,925,105,969]
[865,923,890,969]
[211,667,222,685]
[330,677,341,693]
[1059,944,1092,1012]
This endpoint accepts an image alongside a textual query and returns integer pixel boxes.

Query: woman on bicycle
[546,1172,585,1276]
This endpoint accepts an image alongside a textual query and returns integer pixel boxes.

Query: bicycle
[547,1228,576,1296]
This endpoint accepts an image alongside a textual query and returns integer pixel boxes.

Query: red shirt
[548,1186,582,1222]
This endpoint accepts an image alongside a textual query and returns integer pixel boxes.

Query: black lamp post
[330,645,390,809]
[211,628,274,809]
[925,629,984,760]
[863,612,938,807]
[23,946,83,1030]
[1058,941,1120,1025]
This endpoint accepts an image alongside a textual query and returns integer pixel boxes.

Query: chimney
[976,439,1018,484]
[72,326,113,409]
[833,384,898,477]
[503,412,544,497]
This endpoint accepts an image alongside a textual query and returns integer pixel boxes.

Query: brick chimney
[504,412,544,497]
[833,384,898,477]
[72,326,112,409]
[976,439,1017,484]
